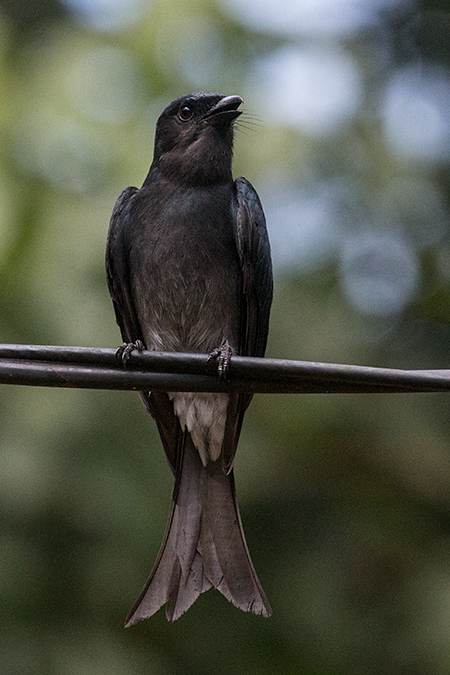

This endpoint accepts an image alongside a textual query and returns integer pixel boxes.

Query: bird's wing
[222,177,273,472]
[234,177,273,358]
[106,186,182,474]
[106,186,143,344]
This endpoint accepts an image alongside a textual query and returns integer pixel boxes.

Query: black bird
[106,92,273,623]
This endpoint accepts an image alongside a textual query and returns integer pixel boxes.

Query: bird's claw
[116,340,145,366]
[208,340,233,378]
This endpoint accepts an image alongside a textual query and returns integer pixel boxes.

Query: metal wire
[0,343,450,394]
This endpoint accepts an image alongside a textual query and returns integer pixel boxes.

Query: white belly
[168,392,229,465]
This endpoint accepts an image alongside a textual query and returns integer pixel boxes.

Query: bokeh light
[264,181,342,271]
[340,231,420,316]
[248,44,362,136]
[61,0,146,31]
[383,62,450,162]
[221,0,405,36]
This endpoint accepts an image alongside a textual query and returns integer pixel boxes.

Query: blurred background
[1,0,450,673]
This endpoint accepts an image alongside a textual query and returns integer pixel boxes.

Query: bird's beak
[204,95,243,122]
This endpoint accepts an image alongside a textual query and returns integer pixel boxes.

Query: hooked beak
[204,95,243,123]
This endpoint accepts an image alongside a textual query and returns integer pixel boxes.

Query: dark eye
[179,105,193,121]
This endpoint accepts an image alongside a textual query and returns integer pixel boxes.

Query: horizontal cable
[0,343,449,394]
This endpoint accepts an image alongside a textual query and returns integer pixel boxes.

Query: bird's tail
[125,433,271,624]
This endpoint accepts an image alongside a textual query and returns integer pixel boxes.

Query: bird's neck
[149,146,233,187]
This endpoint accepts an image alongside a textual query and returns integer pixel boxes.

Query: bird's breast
[129,185,241,354]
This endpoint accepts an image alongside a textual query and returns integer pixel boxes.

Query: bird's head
[152,92,243,185]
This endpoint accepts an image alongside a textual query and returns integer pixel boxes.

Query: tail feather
[125,433,271,625]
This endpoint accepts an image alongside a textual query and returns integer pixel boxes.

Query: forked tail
[125,433,271,624]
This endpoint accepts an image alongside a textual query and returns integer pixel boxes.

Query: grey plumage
[106,92,273,622]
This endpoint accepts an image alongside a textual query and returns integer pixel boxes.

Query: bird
[105,91,273,623]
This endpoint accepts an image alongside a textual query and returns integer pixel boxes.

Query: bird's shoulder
[232,175,273,356]
[234,176,263,212]
[105,186,140,337]
[233,176,272,275]
[109,186,139,230]
[106,186,137,259]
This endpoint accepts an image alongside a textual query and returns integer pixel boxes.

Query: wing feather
[106,186,181,474]
[222,177,273,472]
[106,186,142,343]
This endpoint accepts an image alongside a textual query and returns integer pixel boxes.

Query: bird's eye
[179,105,193,121]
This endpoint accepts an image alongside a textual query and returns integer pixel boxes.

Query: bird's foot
[116,340,145,366]
[208,340,233,378]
